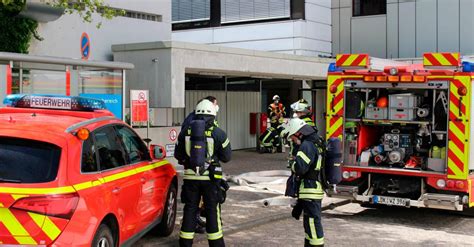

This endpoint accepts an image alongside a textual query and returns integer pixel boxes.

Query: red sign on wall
[131,90,149,123]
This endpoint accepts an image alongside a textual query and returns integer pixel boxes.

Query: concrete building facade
[332,0,474,59]
[29,0,172,61]
[172,0,332,57]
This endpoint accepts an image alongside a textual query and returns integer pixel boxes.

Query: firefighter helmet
[291,99,311,113]
[285,118,307,140]
[273,95,280,101]
[195,99,217,116]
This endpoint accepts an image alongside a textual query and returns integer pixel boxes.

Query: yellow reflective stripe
[309,217,317,242]
[185,136,191,156]
[297,151,311,164]
[180,231,195,239]
[29,213,62,241]
[0,161,171,194]
[222,138,230,148]
[0,208,37,245]
[103,168,137,183]
[214,174,223,179]
[291,162,296,173]
[299,194,324,200]
[207,137,215,157]
[315,155,322,171]
[262,131,273,145]
[183,175,211,181]
[300,188,324,194]
[184,169,209,176]
[206,204,223,240]
[208,231,223,240]
[305,235,324,246]
[73,178,105,191]
[218,205,222,232]
[0,186,76,195]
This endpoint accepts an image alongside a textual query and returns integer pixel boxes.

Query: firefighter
[285,118,324,247]
[287,99,316,160]
[175,99,231,247]
[181,96,219,234]
[268,95,286,128]
[260,95,286,153]
[291,99,314,127]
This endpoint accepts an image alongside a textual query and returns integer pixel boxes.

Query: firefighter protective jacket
[291,126,324,200]
[268,103,286,124]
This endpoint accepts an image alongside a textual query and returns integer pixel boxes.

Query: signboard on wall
[80,93,122,119]
[165,144,175,157]
[130,90,149,124]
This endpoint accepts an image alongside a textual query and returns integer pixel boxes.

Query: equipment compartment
[343,82,449,173]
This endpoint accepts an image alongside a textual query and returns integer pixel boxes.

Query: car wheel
[155,184,177,236]
[92,224,115,247]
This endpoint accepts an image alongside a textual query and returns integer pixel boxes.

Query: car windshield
[0,137,61,183]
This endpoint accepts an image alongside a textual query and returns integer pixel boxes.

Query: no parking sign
[80,32,90,60]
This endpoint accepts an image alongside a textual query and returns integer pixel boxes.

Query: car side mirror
[150,144,166,159]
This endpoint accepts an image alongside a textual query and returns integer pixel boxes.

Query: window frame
[0,137,62,183]
[80,133,100,173]
[90,124,130,173]
[113,124,151,165]
[352,0,387,17]
[172,0,304,31]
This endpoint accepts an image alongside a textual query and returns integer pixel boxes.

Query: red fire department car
[0,95,178,246]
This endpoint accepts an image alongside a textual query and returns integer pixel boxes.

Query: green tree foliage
[0,0,124,53]
[0,0,38,53]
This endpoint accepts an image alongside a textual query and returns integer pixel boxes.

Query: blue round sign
[80,32,90,60]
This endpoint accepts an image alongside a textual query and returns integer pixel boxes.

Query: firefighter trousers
[260,125,283,152]
[179,179,224,247]
[302,199,324,247]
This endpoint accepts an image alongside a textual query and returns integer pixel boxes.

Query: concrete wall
[134,126,179,165]
[113,41,332,109]
[183,90,260,150]
[332,0,474,58]
[29,0,171,61]
[172,1,332,57]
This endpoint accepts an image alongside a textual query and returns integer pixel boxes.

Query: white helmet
[290,99,310,113]
[273,95,280,101]
[195,99,217,116]
[285,118,307,140]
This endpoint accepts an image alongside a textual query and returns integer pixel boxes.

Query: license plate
[373,196,409,207]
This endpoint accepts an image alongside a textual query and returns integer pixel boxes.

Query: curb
[153,199,351,245]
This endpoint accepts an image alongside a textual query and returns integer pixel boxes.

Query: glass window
[0,137,61,183]
[93,126,127,170]
[115,125,150,164]
[79,69,123,95]
[172,0,210,23]
[81,137,98,173]
[221,0,290,23]
[353,0,386,17]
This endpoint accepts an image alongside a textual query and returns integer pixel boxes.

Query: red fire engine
[327,53,474,212]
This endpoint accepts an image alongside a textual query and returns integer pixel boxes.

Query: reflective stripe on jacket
[291,138,324,200]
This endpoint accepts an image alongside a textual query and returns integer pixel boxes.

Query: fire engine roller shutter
[447,76,471,179]
[326,75,363,141]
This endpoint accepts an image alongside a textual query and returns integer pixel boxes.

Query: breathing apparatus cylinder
[189,119,207,173]
[325,137,343,185]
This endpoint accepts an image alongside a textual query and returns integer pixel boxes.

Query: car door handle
[112,187,121,194]
[140,177,147,184]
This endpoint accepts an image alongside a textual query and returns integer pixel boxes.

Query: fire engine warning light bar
[3,94,107,111]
